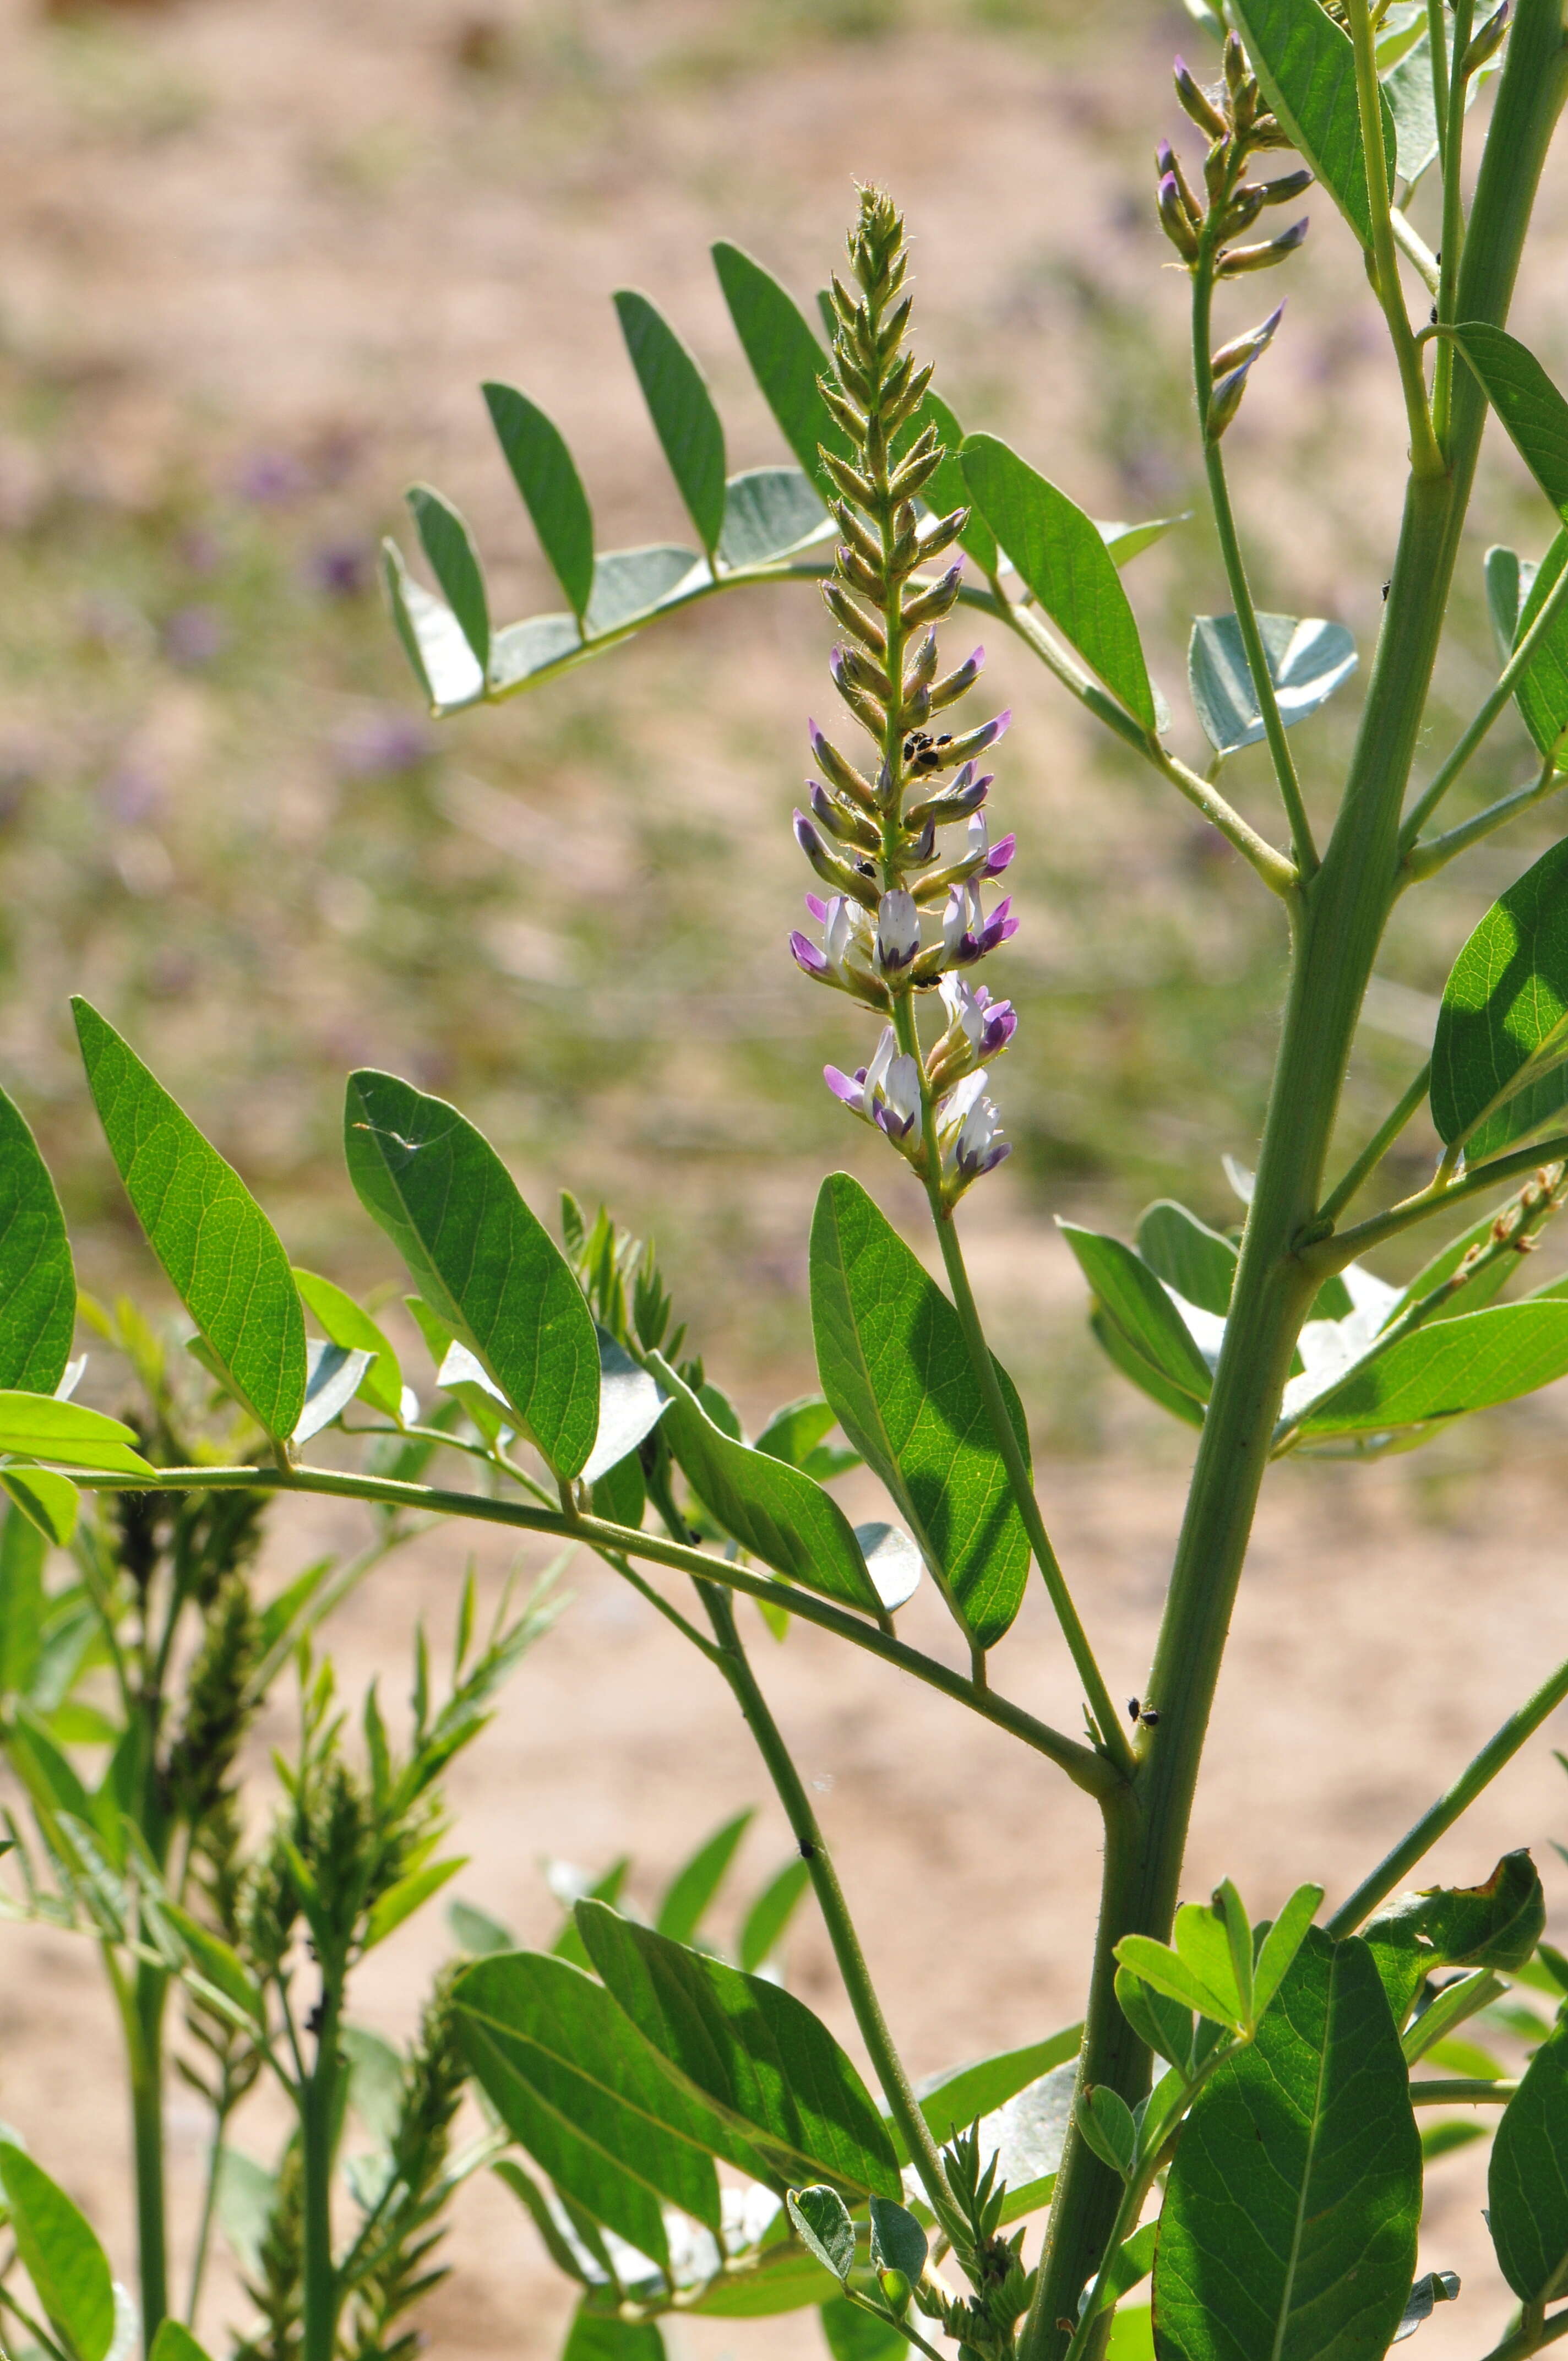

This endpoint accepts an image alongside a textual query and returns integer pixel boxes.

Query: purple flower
[162,606,227,667]
[875,889,920,972]
[308,539,372,600]
[939,975,1017,1059]
[790,930,829,980]
[823,1028,921,1146]
[334,709,434,777]
[943,880,1019,965]
[791,893,879,998]
[938,1070,1010,1192]
[234,449,307,505]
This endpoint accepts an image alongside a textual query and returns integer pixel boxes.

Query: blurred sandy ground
[1,0,1567,2354]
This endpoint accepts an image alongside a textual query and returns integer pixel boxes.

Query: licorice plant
[10,3,1568,2359]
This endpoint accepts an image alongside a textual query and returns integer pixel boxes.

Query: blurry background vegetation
[3,0,1567,1451]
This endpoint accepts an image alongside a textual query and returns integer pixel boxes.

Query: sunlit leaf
[1188,613,1357,758]
[614,290,727,556]
[483,382,596,619]
[406,485,489,673]
[0,2140,116,2361]
[1228,0,1397,246]
[0,1085,75,1396]
[712,243,851,493]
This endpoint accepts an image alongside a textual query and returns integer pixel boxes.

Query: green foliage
[0,1085,77,1397]
[1186,613,1357,758]
[1227,0,1396,244]
[1431,837,1568,1157]
[1489,2006,1568,2302]
[711,243,850,492]
[0,2140,117,2361]
[614,292,728,558]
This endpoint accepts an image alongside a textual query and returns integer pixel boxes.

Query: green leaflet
[788,2185,854,2281]
[0,2140,117,2361]
[406,485,489,674]
[921,388,999,572]
[1367,1852,1548,2023]
[381,538,484,713]
[1489,2005,1568,2301]
[1431,836,1568,1156]
[820,2298,907,2360]
[960,436,1157,731]
[1153,1929,1420,2361]
[1487,543,1529,662]
[654,1809,754,1946]
[736,1856,811,1972]
[149,2325,214,2361]
[1297,1300,1568,1435]
[344,1070,600,1479]
[711,242,852,493]
[0,1396,144,1481]
[1060,1222,1213,1403]
[809,1173,1031,1650]
[684,2242,836,2315]
[73,1000,307,1444]
[903,2025,1083,2158]
[1187,613,1357,760]
[1512,530,1568,767]
[651,1355,882,1614]
[1228,0,1398,248]
[454,1952,730,2262]
[482,382,596,620]
[0,1502,45,1693]
[1135,1201,1237,1319]
[582,1328,668,1487]
[0,1085,75,1395]
[716,466,831,569]
[1451,323,1568,519]
[614,290,727,557]
[292,1269,405,1421]
[0,1467,79,1544]
[575,1899,902,2200]
[561,2310,666,2361]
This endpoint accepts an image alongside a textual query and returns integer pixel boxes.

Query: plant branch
[1410,2078,1517,2104]
[698,1584,967,2249]
[1317,1061,1432,1224]
[1153,748,1299,897]
[69,1466,1121,1799]
[1472,2299,1568,2361]
[1401,562,1568,850]
[1192,250,1318,873]
[1347,0,1447,478]
[1314,1129,1568,1266]
[1431,0,1475,450]
[1404,753,1565,882]
[1390,206,1440,293]
[1328,1643,1568,1932]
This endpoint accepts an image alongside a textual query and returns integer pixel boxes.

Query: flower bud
[1461,0,1509,75]
[1156,140,1204,228]
[930,646,986,711]
[1206,362,1253,439]
[1256,166,1313,206]
[901,562,964,628]
[810,780,881,853]
[1219,186,1268,238]
[903,763,990,831]
[809,720,879,812]
[1173,56,1228,140]
[1216,215,1308,275]
[1158,172,1202,262]
[832,642,892,702]
[875,889,921,973]
[794,810,880,910]
[1210,302,1283,376]
[903,629,939,695]
[823,579,886,654]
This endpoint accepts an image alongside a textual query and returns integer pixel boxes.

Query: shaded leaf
[406,486,489,673]
[1487,544,1530,663]
[869,2194,927,2283]
[1368,1853,1547,2022]
[74,1000,307,1444]
[1392,2272,1461,2343]
[1188,613,1357,758]
[0,1085,75,1396]
[787,2185,853,2281]
[809,1173,1031,1649]
[685,2242,835,2315]
[919,388,998,572]
[711,243,851,492]
[655,1809,754,1946]
[1135,1201,1237,1319]
[483,382,596,619]
[614,290,727,556]
[344,1070,600,1478]
[292,1269,404,1421]
[149,2325,214,2361]
[1,1469,79,1548]
[294,1340,374,1446]
[581,1329,668,1488]
[1451,323,1568,519]
[904,2026,1082,2158]
[1090,1305,1206,1430]
[853,1521,923,1611]
[1489,2006,1568,2300]
[1099,513,1190,568]
[737,1857,810,1973]
[716,467,831,569]
[576,1898,901,2199]
[1228,0,1397,246]
[652,1354,881,1615]
[1153,1929,1420,2361]
[562,2309,666,2361]
[585,546,702,637]
[1511,529,1568,768]
[381,540,485,713]
[961,436,1156,731]
[1060,1223,1213,1403]
[1431,836,1568,1157]
[819,2299,906,2360]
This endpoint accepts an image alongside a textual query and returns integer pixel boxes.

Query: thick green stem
[1404,752,1565,882]
[1329,1645,1568,1934]
[301,1984,341,2361]
[127,1966,170,2348]
[1020,23,1567,2352]
[698,1585,967,2251]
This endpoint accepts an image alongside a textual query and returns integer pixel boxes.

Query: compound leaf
[344,1070,598,1478]
[1451,323,1568,519]
[1298,1299,1568,1437]
[1060,1223,1213,1404]
[712,243,851,493]
[809,1172,1031,1650]
[73,1000,306,1444]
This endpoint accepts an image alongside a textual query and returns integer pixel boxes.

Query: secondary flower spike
[786,186,1017,1203]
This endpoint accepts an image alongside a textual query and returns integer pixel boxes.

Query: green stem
[186,2098,231,2327]
[1348,0,1447,479]
[1404,752,1565,881]
[1474,2300,1568,2361]
[1192,251,1318,873]
[1320,1124,1568,1266]
[1432,0,1475,453]
[698,1584,967,2250]
[1329,1645,1568,1933]
[1317,1060,1432,1225]
[127,1965,170,2348]
[1021,23,1568,2350]
[300,1980,342,2361]
[1401,562,1568,849]
[72,1465,1117,1799]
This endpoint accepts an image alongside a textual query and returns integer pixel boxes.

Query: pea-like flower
[824,1026,922,1145]
[938,1070,1010,1194]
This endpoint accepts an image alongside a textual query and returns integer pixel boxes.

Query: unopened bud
[1203,136,1232,203]
[1158,172,1202,262]
[1256,166,1313,206]
[1461,0,1509,75]
[1173,56,1228,140]
[1206,362,1253,439]
[1156,139,1204,227]
[1216,215,1309,275]
[879,2268,912,2313]
[1211,301,1284,376]
[1219,186,1268,237]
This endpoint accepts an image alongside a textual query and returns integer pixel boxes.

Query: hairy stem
[1347,0,1446,477]
[1317,1060,1431,1225]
